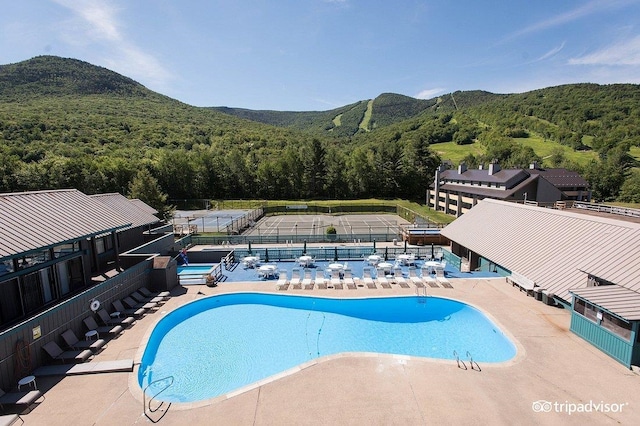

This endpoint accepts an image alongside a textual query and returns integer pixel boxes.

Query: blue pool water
[139,293,516,403]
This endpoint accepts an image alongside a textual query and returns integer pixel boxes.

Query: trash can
[393,238,398,246]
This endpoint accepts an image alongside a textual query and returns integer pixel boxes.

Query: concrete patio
[19,277,639,425]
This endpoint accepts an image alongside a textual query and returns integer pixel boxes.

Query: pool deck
[22,277,638,425]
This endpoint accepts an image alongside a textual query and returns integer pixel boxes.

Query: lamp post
[295,224,298,243]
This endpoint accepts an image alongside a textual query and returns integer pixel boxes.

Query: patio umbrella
[248,241,252,254]
[303,240,307,254]
[334,246,338,261]
[431,243,435,260]
[373,240,376,253]
[384,246,388,261]
[404,239,407,253]
[264,248,269,262]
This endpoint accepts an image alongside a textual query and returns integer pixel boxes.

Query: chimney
[529,161,539,170]
[458,163,467,174]
[488,161,500,175]
[478,164,484,170]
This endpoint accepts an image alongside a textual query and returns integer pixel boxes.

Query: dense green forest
[1,56,639,214]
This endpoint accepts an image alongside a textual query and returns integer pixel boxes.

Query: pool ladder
[453,351,481,371]
[143,375,174,423]
[416,286,427,302]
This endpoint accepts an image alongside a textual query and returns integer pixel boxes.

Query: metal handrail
[453,350,467,370]
[466,351,481,371]
[143,375,174,422]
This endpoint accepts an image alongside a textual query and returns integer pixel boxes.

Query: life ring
[90,300,101,312]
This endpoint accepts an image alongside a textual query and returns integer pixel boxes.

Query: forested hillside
[1,56,639,211]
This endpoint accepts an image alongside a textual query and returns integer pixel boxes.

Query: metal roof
[129,198,159,215]
[529,168,589,188]
[90,193,159,228]
[440,199,640,302]
[440,168,528,186]
[570,286,640,321]
[0,189,131,258]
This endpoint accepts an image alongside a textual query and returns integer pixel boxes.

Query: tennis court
[173,209,251,233]
[244,214,410,239]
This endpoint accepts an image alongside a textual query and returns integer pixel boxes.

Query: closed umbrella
[431,243,435,260]
[264,248,269,262]
[334,246,338,261]
[248,241,252,254]
[384,246,388,261]
[404,239,407,253]
[373,240,376,253]
[303,240,307,254]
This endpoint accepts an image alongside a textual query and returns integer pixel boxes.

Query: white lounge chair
[408,268,424,286]
[435,268,453,288]
[276,270,288,290]
[343,270,356,289]
[290,268,302,289]
[362,267,375,288]
[302,269,313,289]
[330,270,342,288]
[315,270,327,288]
[376,269,389,285]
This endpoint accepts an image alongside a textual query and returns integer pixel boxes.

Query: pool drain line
[305,311,326,358]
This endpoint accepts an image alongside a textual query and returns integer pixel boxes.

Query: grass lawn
[430,141,485,163]
[514,135,597,166]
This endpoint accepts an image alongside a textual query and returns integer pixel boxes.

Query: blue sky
[2,0,640,111]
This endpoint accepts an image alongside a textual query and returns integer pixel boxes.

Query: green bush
[326,225,337,235]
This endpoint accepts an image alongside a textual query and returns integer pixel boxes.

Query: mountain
[0,55,638,203]
[0,55,150,100]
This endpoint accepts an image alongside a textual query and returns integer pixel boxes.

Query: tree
[618,169,640,203]
[128,168,172,219]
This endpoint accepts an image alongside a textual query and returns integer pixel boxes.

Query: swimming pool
[139,293,516,403]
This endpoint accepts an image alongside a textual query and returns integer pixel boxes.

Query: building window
[53,241,80,258]
[601,312,631,341]
[573,297,631,341]
[0,260,14,277]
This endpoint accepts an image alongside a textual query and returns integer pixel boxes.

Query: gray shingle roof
[440,199,640,302]
[0,189,131,258]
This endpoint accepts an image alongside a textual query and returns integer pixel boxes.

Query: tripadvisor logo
[532,400,628,415]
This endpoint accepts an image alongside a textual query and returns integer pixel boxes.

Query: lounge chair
[130,291,162,306]
[60,329,106,353]
[123,295,156,312]
[276,271,289,290]
[0,413,23,426]
[330,270,342,289]
[408,268,425,287]
[96,308,134,328]
[435,268,453,288]
[343,270,356,289]
[315,270,327,289]
[376,269,389,285]
[362,268,376,289]
[421,270,439,288]
[42,341,92,364]
[83,316,123,338]
[0,387,43,414]
[138,287,170,300]
[302,269,313,289]
[113,299,145,318]
[289,268,302,289]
